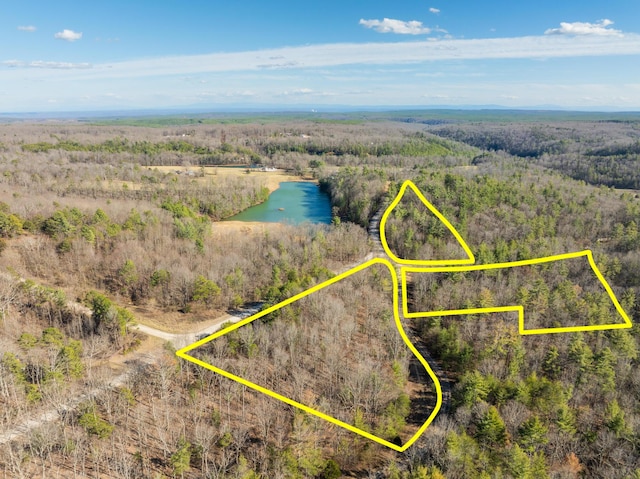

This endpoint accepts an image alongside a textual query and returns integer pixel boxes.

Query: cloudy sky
[2,0,640,112]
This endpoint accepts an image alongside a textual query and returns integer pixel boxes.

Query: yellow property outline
[401,249,633,334]
[380,180,476,265]
[177,179,633,451]
[176,258,442,452]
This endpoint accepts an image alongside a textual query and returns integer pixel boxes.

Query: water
[225,182,332,225]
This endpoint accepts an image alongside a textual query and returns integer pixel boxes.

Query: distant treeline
[261,135,456,158]
[21,138,213,155]
[20,131,468,165]
[20,138,263,164]
[431,123,640,190]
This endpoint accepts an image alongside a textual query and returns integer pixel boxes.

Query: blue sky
[2,1,640,112]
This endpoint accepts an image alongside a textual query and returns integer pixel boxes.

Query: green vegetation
[431,121,640,189]
[83,109,640,128]
[169,437,192,476]
[201,263,412,447]
[192,275,221,307]
[85,291,136,344]
[78,401,114,439]
[1,327,84,403]
[22,138,215,156]
[263,134,457,158]
[0,210,23,237]
[0,115,639,478]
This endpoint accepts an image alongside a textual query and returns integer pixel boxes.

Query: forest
[0,112,639,478]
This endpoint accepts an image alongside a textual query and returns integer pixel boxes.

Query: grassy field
[150,164,312,193]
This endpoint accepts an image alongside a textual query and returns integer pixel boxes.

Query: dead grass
[212,220,285,236]
[150,165,312,193]
[128,302,229,334]
[106,335,166,368]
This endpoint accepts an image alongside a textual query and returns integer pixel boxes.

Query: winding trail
[0,282,261,445]
[2,205,451,446]
[132,305,263,350]
[0,360,144,445]
[368,204,452,417]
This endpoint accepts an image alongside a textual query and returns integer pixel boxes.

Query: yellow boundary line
[401,249,633,334]
[176,258,442,452]
[176,179,633,451]
[380,180,476,265]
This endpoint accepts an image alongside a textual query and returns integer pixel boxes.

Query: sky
[1,1,640,112]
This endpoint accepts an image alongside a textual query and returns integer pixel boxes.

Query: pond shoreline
[224,180,332,225]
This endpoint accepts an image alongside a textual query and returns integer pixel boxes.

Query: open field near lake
[150,164,314,193]
[1,114,639,478]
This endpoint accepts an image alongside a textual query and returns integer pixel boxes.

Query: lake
[225,181,332,225]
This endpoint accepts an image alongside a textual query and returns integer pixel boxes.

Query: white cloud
[32,61,91,69]
[278,88,337,98]
[17,25,37,32]
[2,31,639,113]
[223,90,256,97]
[281,88,314,96]
[422,94,451,99]
[256,60,299,69]
[77,33,640,80]
[3,60,91,69]
[54,29,83,42]
[429,8,440,14]
[3,60,25,68]
[359,18,439,35]
[545,19,622,36]
[0,33,640,83]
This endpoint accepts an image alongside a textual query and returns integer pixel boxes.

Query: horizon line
[3,105,640,120]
